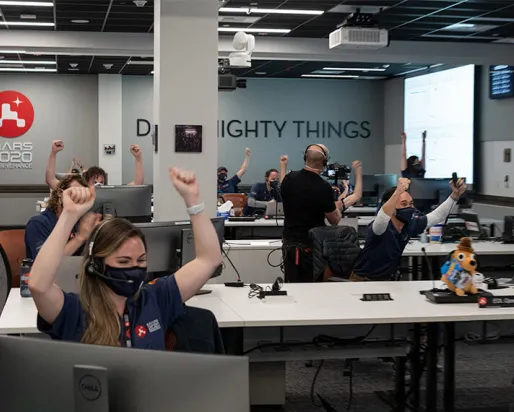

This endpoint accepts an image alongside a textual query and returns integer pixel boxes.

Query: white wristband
[186,202,205,216]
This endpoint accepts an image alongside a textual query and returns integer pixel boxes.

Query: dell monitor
[93,185,152,223]
[0,335,249,412]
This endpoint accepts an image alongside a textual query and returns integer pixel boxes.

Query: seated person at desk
[217,147,251,194]
[401,131,426,178]
[45,140,145,189]
[351,177,466,282]
[25,175,100,260]
[244,168,281,216]
[243,157,288,216]
[281,144,363,283]
[29,168,222,349]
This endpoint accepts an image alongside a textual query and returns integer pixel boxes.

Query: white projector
[329,27,389,50]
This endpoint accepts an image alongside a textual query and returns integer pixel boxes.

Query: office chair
[0,229,25,288]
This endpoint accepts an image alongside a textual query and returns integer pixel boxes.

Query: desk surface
[211,281,514,327]
[4,281,514,333]
[0,290,244,334]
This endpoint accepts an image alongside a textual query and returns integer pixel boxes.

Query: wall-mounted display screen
[489,65,514,99]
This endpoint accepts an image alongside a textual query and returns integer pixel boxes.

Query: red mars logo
[0,91,34,138]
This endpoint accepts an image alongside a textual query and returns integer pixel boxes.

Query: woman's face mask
[218,173,227,182]
[100,265,147,297]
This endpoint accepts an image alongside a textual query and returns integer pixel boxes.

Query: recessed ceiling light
[0,1,53,6]
[128,60,154,65]
[0,21,54,27]
[103,64,113,69]
[20,14,37,20]
[0,67,57,72]
[68,68,79,71]
[218,27,290,34]
[69,63,78,68]
[323,67,386,72]
[219,7,323,16]
[0,59,56,65]
[223,24,230,27]
[441,23,498,32]
[302,74,359,79]
[71,19,89,24]
[151,70,155,74]
[255,71,266,75]
[0,49,25,54]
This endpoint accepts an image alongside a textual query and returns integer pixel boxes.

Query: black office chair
[0,244,12,316]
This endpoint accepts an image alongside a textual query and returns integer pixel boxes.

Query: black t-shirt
[281,169,336,244]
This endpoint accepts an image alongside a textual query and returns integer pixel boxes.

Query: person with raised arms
[29,168,222,349]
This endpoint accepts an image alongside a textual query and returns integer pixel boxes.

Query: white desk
[404,240,514,257]
[345,206,377,215]
[0,290,245,334]
[225,217,372,228]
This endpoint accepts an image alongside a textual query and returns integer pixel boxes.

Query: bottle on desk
[20,258,33,298]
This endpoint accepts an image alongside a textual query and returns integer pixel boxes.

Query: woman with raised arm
[29,167,222,349]
[401,131,426,179]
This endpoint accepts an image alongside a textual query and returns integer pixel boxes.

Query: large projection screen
[404,65,475,183]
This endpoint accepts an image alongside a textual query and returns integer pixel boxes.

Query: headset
[304,144,329,167]
[86,219,135,284]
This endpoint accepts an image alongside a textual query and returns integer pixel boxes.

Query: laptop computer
[264,202,284,218]
[54,257,83,294]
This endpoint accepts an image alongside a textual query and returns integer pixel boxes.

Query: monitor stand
[195,289,212,296]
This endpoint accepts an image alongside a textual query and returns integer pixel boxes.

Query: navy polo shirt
[37,275,185,350]
[218,175,241,194]
[25,209,81,260]
[353,215,428,280]
[244,182,282,215]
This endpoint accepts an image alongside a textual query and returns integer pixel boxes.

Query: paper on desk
[250,241,272,246]
[218,201,233,213]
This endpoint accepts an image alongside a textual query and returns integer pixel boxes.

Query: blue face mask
[395,207,416,224]
[101,265,147,297]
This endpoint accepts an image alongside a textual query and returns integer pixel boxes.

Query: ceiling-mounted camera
[229,31,255,68]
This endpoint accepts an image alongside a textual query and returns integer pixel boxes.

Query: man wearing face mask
[217,147,251,194]
[244,168,282,216]
[351,177,466,281]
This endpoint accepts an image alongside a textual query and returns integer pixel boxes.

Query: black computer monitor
[360,174,398,206]
[135,218,225,276]
[409,178,468,213]
[180,217,225,267]
[134,221,186,274]
[93,185,152,223]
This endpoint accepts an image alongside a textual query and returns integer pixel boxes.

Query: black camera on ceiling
[236,79,247,89]
[322,163,351,181]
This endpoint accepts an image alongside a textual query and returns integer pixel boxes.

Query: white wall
[0,74,98,184]
[480,66,514,197]
[98,74,123,185]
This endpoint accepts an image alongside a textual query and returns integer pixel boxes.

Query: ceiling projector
[229,31,255,68]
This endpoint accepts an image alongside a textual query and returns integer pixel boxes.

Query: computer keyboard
[228,216,256,222]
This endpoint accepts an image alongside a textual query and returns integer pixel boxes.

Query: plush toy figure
[441,237,483,296]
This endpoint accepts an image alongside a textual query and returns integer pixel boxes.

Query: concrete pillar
[153,0,218,221]
[98,74,123,185]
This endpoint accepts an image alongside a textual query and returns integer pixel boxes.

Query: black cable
[310,360,325,407]
[222,242,242,282]
[267,247,283,268]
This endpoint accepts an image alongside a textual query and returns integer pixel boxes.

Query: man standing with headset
[281,144,362,283]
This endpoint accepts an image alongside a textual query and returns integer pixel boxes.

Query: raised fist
[169,167,200,208]
[245,148,251,156]
[130,144,142,159]
[396,178,410,194]
[62,186,95,218]
[52,140,64,154]
[280,155,289,164]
